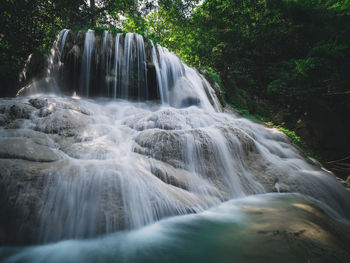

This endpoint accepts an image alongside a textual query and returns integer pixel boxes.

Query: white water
[80,29,95,97]
[0,93,347,244]
[101,31,113,96]
[135,34,148,99]
[3,29,350,249]
[59,29,70,59]
[112,33,121,98]
[151,42,184,104]
[121,33,133,98]
[17,30,71,95]
[43,29,221,106]
[2,194,350,263]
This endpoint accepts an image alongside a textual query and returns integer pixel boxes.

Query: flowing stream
[1,30,350,262]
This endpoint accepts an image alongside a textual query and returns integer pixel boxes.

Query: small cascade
[101,31,113,96]
[22,29,220,110]
[80,29,95,97]
[113,33,122,98]
[135,34,148,100]
[121,33,134,99]
[59,29,70,59]
[20,28,71,95]
[151,43,185,104]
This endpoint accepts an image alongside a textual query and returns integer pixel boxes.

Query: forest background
[1,0,349,181]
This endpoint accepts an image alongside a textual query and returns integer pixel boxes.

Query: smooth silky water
[1,30,349,262]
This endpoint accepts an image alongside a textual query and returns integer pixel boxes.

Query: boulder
[1,95,349,247]
[0,138,59,162]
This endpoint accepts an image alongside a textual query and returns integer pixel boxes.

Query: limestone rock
[1,95,349,247]
[34,108,91,136]
[29,97,48,109]
[0,138,60,162]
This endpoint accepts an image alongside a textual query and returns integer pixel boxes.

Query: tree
[90,0,96,26]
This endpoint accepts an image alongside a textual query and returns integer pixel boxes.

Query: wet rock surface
[0,137,59,162]
[1,194,349,263]
[0,95,349,246]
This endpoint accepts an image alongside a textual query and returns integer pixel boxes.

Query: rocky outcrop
[227,87,350,181]
[0,138,59,162]
[1,95,349,246]
[19,52,48,88]
[16,31,159,99]
[0,96,224,245]
[15,30,223,113]
[199,68,226,107]
[0,97,94,245]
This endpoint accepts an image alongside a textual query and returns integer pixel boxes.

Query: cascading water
[23,29,218,106]
[151,42,186,105]
[135,34,148,99]
[121,33,133,98]
[59,29,70,59]
[101,31,113,96]
[80,29,95,97]
[112,33,121,98]
[1,29,350,262]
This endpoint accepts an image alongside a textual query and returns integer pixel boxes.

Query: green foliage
[140,0,350,116]
[1,0,349,165]
[229,102,317,159]
[0,0,89,95]
[346,176,350,187]
[0,0,145,96]
[84,26,123,34]
[122,14,148,34]
[108,27,123,35]
[229,103,268,122]
[268,123,302,147]
[199,66,224,89]
[120,14,161,43]
[271,124,318,160]
[135,0,349,166]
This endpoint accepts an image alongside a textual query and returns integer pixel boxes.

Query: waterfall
[2,29,350,259]
[29,29,218,108]
[121,33,133,99]
[101,31,113,96]
[80,29,95,97]
[113,33,121,98]
[135,34,148,100]
[151,43,185,104]
[59,29,70,60]
[22,28,72,94]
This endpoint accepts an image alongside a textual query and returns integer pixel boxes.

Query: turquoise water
[2,193,350,263]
